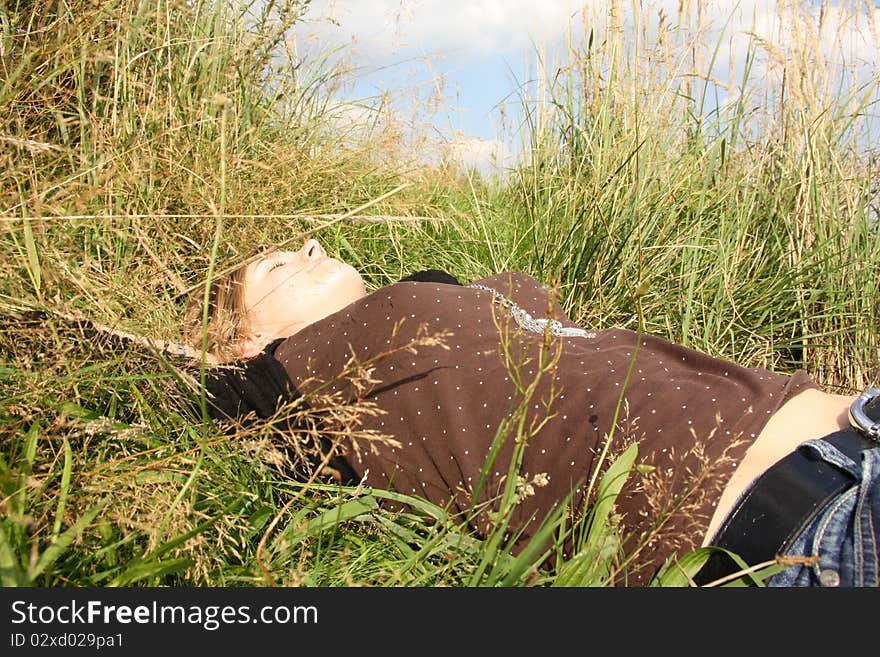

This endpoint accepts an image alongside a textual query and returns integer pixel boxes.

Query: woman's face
[239,239,366,356]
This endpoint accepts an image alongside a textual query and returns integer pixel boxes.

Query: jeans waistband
[693,389,880,586]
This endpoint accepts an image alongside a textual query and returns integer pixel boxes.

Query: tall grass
[498,0,880,389]
[1,1,878,587]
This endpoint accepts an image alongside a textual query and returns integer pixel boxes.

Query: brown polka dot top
[273,272,817,585]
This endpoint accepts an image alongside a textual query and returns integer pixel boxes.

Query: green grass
[1,0,878,587]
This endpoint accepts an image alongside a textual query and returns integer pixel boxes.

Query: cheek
[253,281,301,322]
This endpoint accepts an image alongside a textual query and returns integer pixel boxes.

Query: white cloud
[299,0,579,60]
[441,136,515,177]
[299,1,880,74]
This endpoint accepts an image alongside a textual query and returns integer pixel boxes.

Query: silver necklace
[467,283,596,339]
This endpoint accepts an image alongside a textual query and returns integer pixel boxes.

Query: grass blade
[584,442,637,552]
[29,498,109,583]
[51,437,72,540]
[0,522,26,587]
[21,219,42,300]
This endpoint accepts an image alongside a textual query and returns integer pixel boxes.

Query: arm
[195,340,358,484]
[197,340,297,423]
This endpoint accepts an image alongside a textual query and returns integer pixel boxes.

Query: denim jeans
[768,437,880,587]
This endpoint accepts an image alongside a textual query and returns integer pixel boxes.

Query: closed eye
[268,260,286,271]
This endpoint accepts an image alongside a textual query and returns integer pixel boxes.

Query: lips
[307,256,341,274]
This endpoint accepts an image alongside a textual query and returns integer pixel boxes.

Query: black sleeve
[397,269,463,285]
[198,341,299,424]
[195,339,358,484]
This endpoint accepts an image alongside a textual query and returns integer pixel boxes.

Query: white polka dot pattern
[273,271,817,584]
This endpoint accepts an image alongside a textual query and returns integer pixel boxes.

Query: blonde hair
[183,263,251,363]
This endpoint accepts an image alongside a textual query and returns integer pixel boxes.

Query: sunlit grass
[1,0,878,587]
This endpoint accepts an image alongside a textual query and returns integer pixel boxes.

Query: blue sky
[295,1,880,172]
[296,1,581,137]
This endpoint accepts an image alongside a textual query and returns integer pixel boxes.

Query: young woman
[186,238,880,587]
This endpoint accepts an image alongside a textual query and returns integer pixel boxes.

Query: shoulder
[396,269,462,286]
[199,342,299,422]
[393,269,546,291]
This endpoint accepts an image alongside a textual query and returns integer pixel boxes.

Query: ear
[238,331,268,359]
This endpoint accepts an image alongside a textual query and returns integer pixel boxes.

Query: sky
[293,1,880,174]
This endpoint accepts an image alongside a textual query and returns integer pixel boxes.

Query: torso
[273,271,819,584]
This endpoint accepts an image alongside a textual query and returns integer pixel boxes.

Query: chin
[326,260,366,301]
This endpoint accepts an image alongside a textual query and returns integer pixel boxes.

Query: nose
[299,239,326,261]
